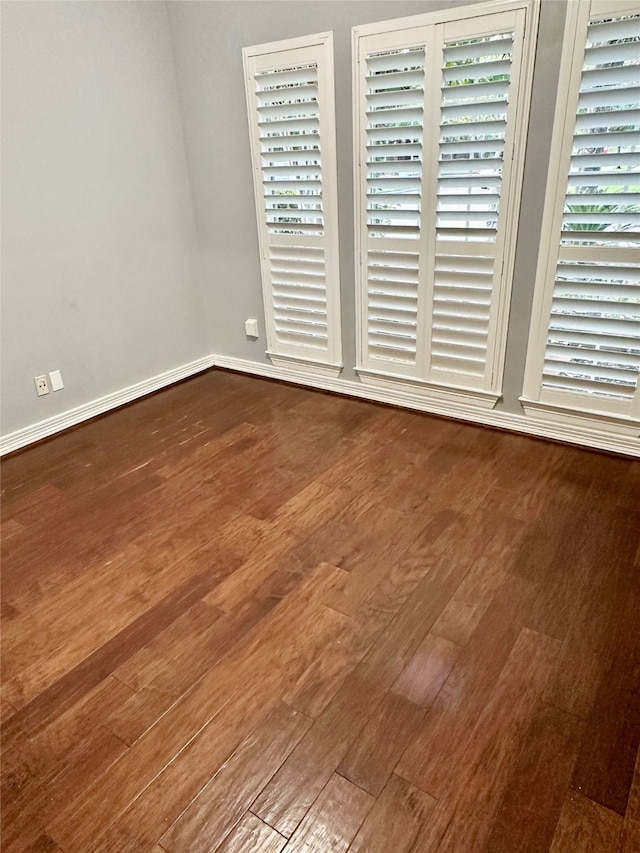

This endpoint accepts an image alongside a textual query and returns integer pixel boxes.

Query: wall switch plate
[35,375,50,396]
[49,369,64,391]
[245,318,259,338]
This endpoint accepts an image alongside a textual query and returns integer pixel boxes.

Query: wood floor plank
[353,508,461,626]
[19,835,65,853]
[525,505,633,643]
[347,774,436,853]
[543,556,620,721]
[1,369,637,853]
[282,609,385,720]
[269,479,346,542]
[2,567,218,739]
[1,675,133,807]
[161,702,311,853]
[337,691,424,797]
[411,627,560,853]
[1,482,66,528]
[103,684,175,747]
[2,470,167,609]
[1,699,17,726]
[395,573,537,798]
[430,512,522,646]
[214,814,286,853]
[570,539,640,815]
[1,725,128,853]
[620,748,640,853]
[391,633,459,708]
[1,578,154,708]
[483,701,586,853]
[282,773,374,853]
[111,600,222,692]
[548,792,623,853]
[321,506,437,618]
[286,486,385,572]
[204,534,302,614]
[104,597,273,747]
[0,518,26,541]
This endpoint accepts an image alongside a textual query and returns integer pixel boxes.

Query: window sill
[267,352,343,379]
[519,397,640,438]
[357,368,500,410]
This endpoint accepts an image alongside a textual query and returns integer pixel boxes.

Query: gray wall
[1,0,569,439]
[1,1,209,435]
[167,0,568,414]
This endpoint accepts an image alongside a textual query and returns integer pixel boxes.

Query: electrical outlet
[245,318,259,338]
[35,375,50,396]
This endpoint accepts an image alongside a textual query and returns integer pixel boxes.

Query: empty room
[1,0,639,851]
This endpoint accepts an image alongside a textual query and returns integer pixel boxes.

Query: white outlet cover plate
[35,375,50,396]
[49,369,64,391]
[245,319,259,338]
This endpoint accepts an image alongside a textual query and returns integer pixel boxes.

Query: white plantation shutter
[523,2,640,423]
[243,34,342,374]
[354,4,538,404]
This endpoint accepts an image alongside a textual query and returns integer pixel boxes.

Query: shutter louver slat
[257,82,318,106]
[588,15,640,41]
[439,156,504,176]
[441,118,507,139]
[581,62,640,89]
[255,65,318,88]
[542,374,637,399]
[575,108,640,133]
[444,35,514,63]
[577,85,640,111]
[366,68,424,89]
[440,79,511,104]
[441,98,508,123]
[571,129,638,150]
[545,344,640,370]
[438,174,503,190]
[540,11,640,408]
[567,170,640,191]
[259,115,319,134]
[439,139,505,158]
[439,191,501,205]
[443,58,512,84]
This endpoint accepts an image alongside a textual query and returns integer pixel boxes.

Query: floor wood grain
[1,368,639,852]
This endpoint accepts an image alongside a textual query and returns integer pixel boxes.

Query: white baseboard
[3,352,638,457]
[212,354,640,457]
[0,356,214,456]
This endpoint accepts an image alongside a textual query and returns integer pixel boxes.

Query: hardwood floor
[1,367,639,852]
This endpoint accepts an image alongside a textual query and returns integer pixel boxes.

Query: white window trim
[243,32,343,378]
[352,0,541,409]
[521,0,640,429]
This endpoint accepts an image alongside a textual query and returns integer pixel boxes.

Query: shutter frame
[522,0,640,424]
[243,32,343,376]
